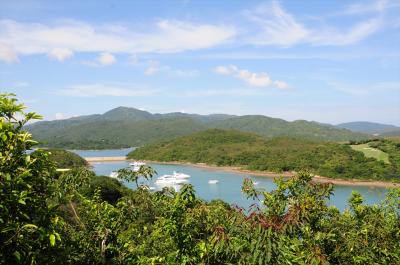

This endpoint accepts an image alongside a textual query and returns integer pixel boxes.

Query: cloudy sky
[1,0,399,125]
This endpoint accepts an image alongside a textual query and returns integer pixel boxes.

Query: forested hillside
[129,129,400,181]
[27,107,370,149]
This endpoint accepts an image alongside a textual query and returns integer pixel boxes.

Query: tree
[0,93,60,264]
[117,165,156,188]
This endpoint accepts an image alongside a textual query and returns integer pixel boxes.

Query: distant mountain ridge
[337,121,400,136]
[26,106,370,149]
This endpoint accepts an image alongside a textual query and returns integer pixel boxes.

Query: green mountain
[128,129,399,181]
[337,121,400,135]
[27,107,370,149]
[210,116,365,141]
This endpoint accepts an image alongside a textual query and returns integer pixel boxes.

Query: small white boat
[253,181,259,185]
[155,175,189,185]
[172,171,191,179]
[109,171,118,178]
[129,161,146,172]
[208,180,219,184]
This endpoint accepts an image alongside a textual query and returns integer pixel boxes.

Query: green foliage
[2,95,400,264]
[117,165,156,188]
[26,107,369,149]
[0,93,59,264]
[32,148,88,169]
[83,175,132,204]
[129,129,400,181]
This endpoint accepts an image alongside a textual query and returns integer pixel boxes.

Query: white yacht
[155,174,189,185]
[172,171,190,179]
[129,161,146,172]
[208,180,219,184]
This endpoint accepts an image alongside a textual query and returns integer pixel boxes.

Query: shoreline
[137,160,400,188]
[86,157,399,188]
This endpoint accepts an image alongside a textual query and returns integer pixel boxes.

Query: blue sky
[1,0,399,125]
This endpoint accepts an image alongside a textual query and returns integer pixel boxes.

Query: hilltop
[27,107,370,149]
[128,129,400,181]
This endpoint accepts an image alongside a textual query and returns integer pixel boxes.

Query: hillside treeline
[129,129,400,181]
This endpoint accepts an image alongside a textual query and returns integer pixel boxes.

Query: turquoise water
[73,149,389,212]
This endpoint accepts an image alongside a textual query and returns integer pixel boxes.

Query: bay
[73,149,388,212]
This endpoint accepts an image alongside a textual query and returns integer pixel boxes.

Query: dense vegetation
[129,129,400,181]
[32,148,88,168]
[26,106,369,149]
[2,94,400,264]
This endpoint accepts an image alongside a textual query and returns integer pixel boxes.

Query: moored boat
[129,161,146,172]
[155,174,189,184]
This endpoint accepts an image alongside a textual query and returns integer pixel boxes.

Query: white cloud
[98,52,116,65]
[144,60,198,77]
[245,1,383,47]
[144,60,159,75]
[61,84,156,97]
[310,19,382,46]
[213,65,288,89]
[274,80,289,89]
[82,52,117,67]
[48,48,73,61]
[0,43,19,63]
[55,112,64,120]
[246,1,309,46]
[338,0,400,16]
[0,19,235,62]
[180,88,269,97]
[214,65,235,75]
[237,69,272,87]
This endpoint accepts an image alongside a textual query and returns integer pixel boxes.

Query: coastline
[85,156,399,188]
[138,160,400,189]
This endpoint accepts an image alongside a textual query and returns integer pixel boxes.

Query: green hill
[26,107,370,149]
[337,121,400,135]
[128,129,400,181]
[32,148,88,169]
[211,116,364,141]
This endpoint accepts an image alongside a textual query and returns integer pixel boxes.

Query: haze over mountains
[26,106,374,149]
[337,122,400,136]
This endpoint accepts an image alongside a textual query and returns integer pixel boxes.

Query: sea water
[73,149,389,212]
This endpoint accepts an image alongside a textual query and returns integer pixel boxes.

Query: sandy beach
[85,156,127,162]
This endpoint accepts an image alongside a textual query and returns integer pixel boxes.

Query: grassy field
[350,144,390,163]
[386,136,400,143]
